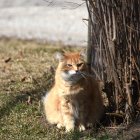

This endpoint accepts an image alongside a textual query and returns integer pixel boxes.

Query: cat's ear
[79,49,87,60]
[54,52,64,61]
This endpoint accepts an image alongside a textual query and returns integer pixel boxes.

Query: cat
[43,52,104,132]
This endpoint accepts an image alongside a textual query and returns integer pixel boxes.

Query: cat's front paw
[65,123,75,132]
[57,123,64,129]
[79,124,86,131]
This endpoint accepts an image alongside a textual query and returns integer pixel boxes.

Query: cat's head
[55,51,87,84]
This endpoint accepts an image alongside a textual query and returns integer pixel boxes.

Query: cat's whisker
[80,72,89,77]
[80,73,87,79]
[79,71,87,79]
[81,72,95,78]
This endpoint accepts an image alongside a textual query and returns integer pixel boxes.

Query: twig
[106,113,124,118]
[105,126,126,129]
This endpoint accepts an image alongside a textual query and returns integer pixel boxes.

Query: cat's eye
[77,63,84,67]
[67,64,72,67]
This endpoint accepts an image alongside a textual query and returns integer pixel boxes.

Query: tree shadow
[0,73,54,119]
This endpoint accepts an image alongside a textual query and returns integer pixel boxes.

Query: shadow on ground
[0,72,54,119]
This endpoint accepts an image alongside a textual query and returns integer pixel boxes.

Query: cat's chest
[66,90,87,106]
[69,95,87,119]
[60,90,88,119]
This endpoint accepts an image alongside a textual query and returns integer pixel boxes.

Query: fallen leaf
[21,76,26,82]
[4,57,11,63]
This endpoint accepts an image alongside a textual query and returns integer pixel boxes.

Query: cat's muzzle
[61,70,82,84]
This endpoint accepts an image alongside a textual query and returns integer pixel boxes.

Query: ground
[0,39,139,140]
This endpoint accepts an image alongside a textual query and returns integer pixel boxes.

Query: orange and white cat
[43,52,104,132]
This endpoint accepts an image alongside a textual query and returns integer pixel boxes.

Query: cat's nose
[75,70,79,73]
